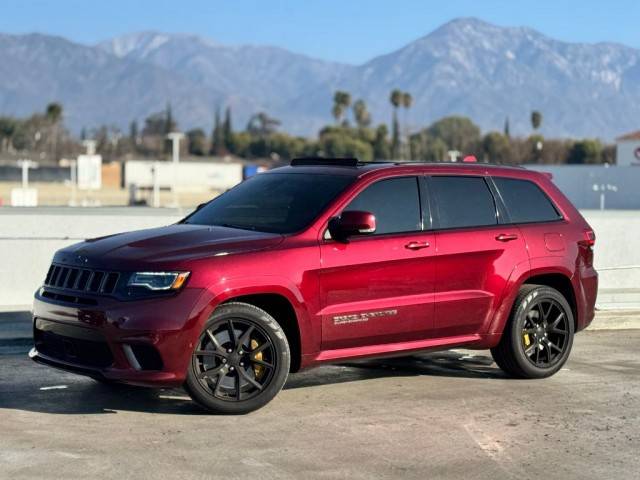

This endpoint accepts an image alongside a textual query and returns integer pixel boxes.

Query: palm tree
[353,99,371,128]
[531,110,542,131]
[247,112,281,137]
[401,92,413,159]
[45,102,63,161]
[332,91,352,125]
[45,102,63,124]
[390,90,402,159]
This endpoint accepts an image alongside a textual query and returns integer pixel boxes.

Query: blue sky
[1,0,639,64]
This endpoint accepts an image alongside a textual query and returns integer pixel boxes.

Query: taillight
[578,229,595,248]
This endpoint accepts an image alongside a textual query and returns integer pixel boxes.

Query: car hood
[55,223,284,269]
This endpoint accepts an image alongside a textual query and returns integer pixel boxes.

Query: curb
[587,310,640,331]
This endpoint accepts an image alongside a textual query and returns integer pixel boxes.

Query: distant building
[615,130,640,166]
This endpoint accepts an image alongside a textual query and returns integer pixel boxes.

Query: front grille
[44,264,120,295]
[34,319,114,369]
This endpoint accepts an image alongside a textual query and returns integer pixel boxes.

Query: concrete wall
[0,207,184,309]
[527,165,640,209]
[0,207,638,309]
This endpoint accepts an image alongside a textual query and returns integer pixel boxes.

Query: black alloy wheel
[184,302,290,414]
[491,285,575,379]
[521,298,570,367]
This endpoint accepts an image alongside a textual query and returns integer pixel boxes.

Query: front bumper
[30,287,206,387]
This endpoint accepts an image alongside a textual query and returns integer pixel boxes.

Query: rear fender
[486,258,575,340]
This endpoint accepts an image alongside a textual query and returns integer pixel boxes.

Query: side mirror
[328,210,376,241]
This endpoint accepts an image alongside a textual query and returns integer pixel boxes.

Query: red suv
[31,158,598,413]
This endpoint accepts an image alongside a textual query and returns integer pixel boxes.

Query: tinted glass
[345,177,421,235]
[494,177,561,223]
[431,176,497,229]
[185,173,354,234]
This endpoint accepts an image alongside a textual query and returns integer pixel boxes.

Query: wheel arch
[488,265,578,339]
[221,293,303,372]
[522,273,578,331]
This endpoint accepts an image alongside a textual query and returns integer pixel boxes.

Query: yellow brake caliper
[523,329,531,347]
[251,338,265,380]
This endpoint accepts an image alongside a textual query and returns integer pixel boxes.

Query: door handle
[495,233,518,242]
[405,241,430,250]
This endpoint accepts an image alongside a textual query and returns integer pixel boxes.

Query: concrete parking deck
[1,327,638,479]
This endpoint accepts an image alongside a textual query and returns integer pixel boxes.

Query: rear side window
[494,177,561,223]
[345,177,421,235]
[431,176,497,229]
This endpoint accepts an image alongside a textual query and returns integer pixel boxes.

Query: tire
[184,302,290,414]
[491,284,574,379]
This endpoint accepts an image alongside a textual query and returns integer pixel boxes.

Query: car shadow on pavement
[0,350,505,416]
[284,350,506,390]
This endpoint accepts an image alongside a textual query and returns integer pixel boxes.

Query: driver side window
[344,177,421,235]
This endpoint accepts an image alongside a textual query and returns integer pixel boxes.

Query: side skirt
[310,334,483,364]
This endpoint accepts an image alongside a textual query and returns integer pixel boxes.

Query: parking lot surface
[1,330,638,480]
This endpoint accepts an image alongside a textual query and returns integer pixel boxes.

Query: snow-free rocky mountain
[1,18,639,139]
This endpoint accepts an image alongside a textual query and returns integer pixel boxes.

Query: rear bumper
[576,267,598,332]
[30,287,207,387]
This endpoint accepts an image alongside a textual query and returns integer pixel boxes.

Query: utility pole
[167,132,185,208]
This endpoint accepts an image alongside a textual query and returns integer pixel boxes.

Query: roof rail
[290,157,359,167]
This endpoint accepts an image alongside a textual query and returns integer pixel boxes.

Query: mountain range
[1,17,639,140]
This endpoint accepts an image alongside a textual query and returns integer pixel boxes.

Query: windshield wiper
[217,223,258,231]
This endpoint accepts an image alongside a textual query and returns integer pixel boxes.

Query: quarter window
[431,176,497,229]
[493,177,561,223]
[344,177,421,235]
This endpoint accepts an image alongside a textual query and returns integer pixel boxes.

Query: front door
[318,176,436,350]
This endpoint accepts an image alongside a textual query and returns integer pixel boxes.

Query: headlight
[127,272,190,291]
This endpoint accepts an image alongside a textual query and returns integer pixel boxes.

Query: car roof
[266,161,534,180]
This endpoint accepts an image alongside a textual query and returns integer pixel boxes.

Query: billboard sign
[77,154,102,190]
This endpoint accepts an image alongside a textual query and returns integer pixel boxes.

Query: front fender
[186,275,318,358]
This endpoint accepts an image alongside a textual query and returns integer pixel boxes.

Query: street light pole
[17,159,38,189]
[167,132,185,208]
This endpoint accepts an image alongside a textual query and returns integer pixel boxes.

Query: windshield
[184,172,355,234]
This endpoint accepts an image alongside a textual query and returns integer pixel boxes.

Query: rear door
[318,176,436,350]
[428,175,529,337]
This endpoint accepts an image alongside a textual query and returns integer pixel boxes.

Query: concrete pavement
[1,329,639,479]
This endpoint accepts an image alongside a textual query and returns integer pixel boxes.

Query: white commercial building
[615,130,640,167]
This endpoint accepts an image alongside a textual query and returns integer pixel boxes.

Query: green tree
[353,99,371,128]
[223,107,234,153]
[45,102,63,124]
[165,103,176,134]
[187,128,207,156]
[401,92,413,159]
[567,139,602,164]
[332,91,352,125]
[531,110,542,131]
[482,132,512,163]
[0,116,18,152]
[372,124,390,159]
[504,117,510,138]
[247,112,281,137]
[210,108,226,155]
[319,129,373,161]
[129,120,138,145]
[427,116,482,153]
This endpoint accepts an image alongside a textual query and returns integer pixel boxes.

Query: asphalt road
[1,330,638,480]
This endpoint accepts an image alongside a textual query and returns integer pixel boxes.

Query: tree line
[0,96,614,166]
